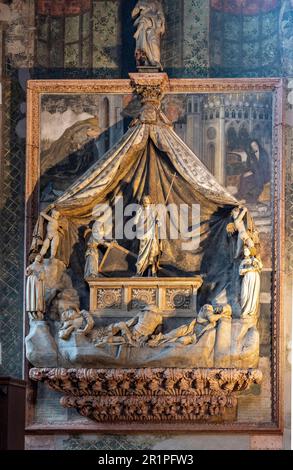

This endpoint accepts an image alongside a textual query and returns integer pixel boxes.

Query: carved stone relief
[131,288,157,309]
[97,289,122,309]
[23,59,285,427]
[166,288,191,310]
[30,367,262,423]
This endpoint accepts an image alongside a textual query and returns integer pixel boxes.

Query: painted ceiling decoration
[211,0,280,15]
[37,0,92,16]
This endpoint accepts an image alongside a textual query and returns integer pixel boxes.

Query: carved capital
[129,73,170,105]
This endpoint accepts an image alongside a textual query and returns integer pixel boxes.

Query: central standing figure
[134,195,161,277]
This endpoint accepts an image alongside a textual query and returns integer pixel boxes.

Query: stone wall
[25,433,284,451]
[0,0,35,378]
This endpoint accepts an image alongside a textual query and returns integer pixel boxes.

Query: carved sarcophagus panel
[87,277,203,317]
[131,288,157,309]
[97,288,123,309]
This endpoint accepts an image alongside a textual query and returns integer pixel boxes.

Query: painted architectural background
[0,0,292,450]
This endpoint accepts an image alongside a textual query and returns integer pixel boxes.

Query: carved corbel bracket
[30,367,262,423]
[129,72,170,105]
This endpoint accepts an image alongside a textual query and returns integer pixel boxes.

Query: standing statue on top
[132,0,165,70]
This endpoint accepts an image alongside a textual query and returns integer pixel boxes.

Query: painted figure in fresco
[95,305,163,347]
[40,117,101,204]
[132,0,165,70]
[239,246,263,318]
[25,254,45,320]
[238,140,270,202]
[134,195,161,277]
[39,209,64,259]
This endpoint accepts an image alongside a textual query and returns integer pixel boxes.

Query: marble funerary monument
[26,1,263,424]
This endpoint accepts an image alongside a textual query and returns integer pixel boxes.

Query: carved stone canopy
[30,367,262,423]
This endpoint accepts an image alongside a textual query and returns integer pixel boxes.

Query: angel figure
[25,254,45,320]
[239,246,263,318]
[39,209,64,259]
[226,206,254,258]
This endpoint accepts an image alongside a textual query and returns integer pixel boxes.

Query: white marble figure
[239,246,263,318]
[95,305,163,347]
[134,195,161,276]
[84,240,100,278]
[25,254,45,320]
[197,304,232,338]
[84,220,112,278]
[148,318,197,347]
[132,0,165,70]
[144,304,232,347]
[40,209,64,259]
[92,219,106,243]
[59,307,94,340]
[227,206,254,258]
